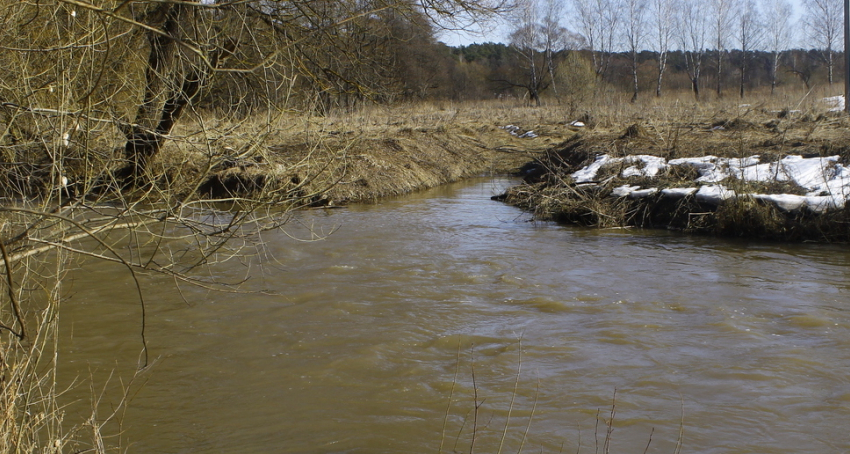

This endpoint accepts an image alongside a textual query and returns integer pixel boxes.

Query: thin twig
[438,339,463,454]
[517,374,539,454]
[0,241,26,340]
[497,338,523,454]
[641,427,654,454]
[470,344,479,454]
[603,389,617,454]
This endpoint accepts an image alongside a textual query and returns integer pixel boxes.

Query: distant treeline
[201,38,844,110]
[294,40,844,104]
[444,43,843,100]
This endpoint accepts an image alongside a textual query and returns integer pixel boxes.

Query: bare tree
[763,0,796,94]
[710,0,735,97]
[676,0,708,100]
[623,0,647,102]
[737,0,764,98]
[541,0,568,97]
[0,0,503,450]
[650,0,674,97]
[507,0,546,105]
[803,0,843,85]
[572,0,621,81]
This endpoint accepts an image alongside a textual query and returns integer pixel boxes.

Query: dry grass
[190,90,850,242]
[494,86,850,242]
[149,102,559,205]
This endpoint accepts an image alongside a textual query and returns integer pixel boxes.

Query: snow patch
[572,155,614,183]
[611,185,657,198]
[752,193,845,213]
[622,155,667,178]
[696,185,737,204]
[628,188,658,198]
[502,125,537,139]
[661,187,698,199]
[567,153,850,213]
[612,185,640,197]
[823,95,845,112]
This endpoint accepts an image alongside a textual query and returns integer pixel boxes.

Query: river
[60,177,850,453]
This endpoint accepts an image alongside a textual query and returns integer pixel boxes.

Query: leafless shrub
[0,0,506,451]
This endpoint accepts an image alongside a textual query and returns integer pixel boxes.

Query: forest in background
[183,0,847,110]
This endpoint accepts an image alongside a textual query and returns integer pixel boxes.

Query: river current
[61,177,850,453]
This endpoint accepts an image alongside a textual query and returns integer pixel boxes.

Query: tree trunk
[716,51,723,98]
[770,53,779,95]
[119,4,182,183]
[740,50,747,99]
[546,47,558,99]
[631,50,639,103]
[119,4,231,185]
[828,47,835,85]
[685,51,701,101]
[656,51,667,97]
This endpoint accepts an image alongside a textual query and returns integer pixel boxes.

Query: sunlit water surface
[61,178,850,453]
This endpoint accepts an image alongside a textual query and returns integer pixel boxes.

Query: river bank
[156,103,558,207]
[497,104,850,243]
[182,100,850,243]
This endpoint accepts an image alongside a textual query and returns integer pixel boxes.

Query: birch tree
[507,0,546,105]
[762,0,795,94]
[676,0,708,100]
[573,0,621,81]
[737,0,763,98]
[541,0,567,97]
[803,0,843,85]
[623,0,647,102]
[650,0,674,97]
[710,0,735,98]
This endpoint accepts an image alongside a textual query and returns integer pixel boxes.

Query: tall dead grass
[494,85,850,242]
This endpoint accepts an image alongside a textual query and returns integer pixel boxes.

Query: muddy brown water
[60,177,850,453]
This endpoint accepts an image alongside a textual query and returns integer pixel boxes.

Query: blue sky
[438,0,807,47]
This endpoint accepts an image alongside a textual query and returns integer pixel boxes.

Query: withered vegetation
[500,100,850,242]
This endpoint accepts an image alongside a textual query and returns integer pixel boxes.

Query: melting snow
[612,185,658,198]
[572,155,613,183]
[696,185,737,204]
[628,188,658,198]
[569,153,850,213]
[622,155,667,178]
[612,185,640,197]
[502,125,537,139]
[661,187,698,199]
[824,95,845,112]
